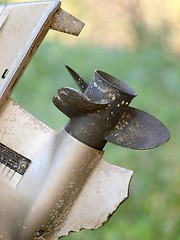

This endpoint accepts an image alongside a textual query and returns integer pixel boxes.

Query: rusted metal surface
[51,8,85,36]
[53,66,170,150]
[0,2,132,239]
[54,161,132,238]
[0,1,170,240]
[0,99,132,239]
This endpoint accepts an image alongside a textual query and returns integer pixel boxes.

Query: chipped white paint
[0,0,84,106]
[0,1,59,103]
[0,99,133,239]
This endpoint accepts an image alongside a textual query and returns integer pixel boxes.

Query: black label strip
[0,143,31,175]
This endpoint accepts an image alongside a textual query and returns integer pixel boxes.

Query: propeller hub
[53,66,170,150]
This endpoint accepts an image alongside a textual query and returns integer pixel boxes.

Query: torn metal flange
[53,66,170,150]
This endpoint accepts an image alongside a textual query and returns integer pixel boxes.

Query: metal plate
[0,143,31,175]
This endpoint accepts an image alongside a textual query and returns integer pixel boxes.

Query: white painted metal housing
[0,1,132,239]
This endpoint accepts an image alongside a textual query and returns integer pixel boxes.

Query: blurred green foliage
[12,40,180,240]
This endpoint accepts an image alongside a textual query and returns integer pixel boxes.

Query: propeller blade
[65,65,89,92]
[106,107,170,150]
[52,87,108,118]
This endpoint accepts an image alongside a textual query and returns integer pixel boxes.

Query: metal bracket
[0,1,84,106]
[0,1,170,240]
[0,1,131,239]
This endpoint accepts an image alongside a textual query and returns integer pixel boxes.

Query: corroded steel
[0,1,132,239]
[0,99,132,239]
[51,8,85,36]
[53,66,170,150]
[0,1,170,240]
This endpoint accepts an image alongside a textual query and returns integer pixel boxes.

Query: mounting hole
[1,69,9,79]
[34,229,45,238]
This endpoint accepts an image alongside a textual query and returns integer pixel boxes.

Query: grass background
[4,0,179,238]
[12,40,180,240]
